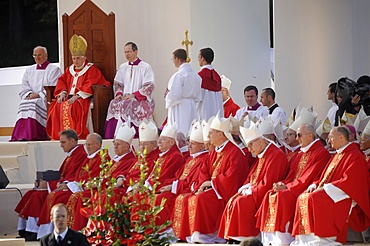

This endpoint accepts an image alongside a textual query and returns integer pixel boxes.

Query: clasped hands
[26,93,40,99]
[196,180,212,194]
[114,94,135,100]
[57,92,80,104]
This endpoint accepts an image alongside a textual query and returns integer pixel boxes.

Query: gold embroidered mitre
[69,34,87,56]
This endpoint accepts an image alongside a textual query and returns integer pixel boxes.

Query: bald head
[85,133,102,155]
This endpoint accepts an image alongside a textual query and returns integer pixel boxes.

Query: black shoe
[226,239,241,244]
[24,232,38,241]
[17,229,26,238]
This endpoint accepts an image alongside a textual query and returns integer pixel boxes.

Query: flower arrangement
[80,149,172,246]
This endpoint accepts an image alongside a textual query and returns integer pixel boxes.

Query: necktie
[57,235,63,246]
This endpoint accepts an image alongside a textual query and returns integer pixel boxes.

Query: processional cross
[181,30,193,62]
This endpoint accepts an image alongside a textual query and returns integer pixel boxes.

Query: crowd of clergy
[10,34,370,245]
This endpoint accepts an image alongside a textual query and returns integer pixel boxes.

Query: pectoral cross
[181,29,193,62]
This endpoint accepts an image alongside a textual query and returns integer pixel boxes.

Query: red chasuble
[218,144,288,239]
[155,151,209,228]
[256,140,330,234]
[223,97,240,118]
[174,141,249,239]
[292,143,370,244]
[15,145,87,219]
[37,151,108,226]
[46,61,109,140]
[67,151,136,231]
[198,68,221,92]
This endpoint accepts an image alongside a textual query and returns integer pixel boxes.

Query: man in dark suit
[40,203,90,246]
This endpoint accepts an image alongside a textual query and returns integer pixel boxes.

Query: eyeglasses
[32,54,44,57]
[286,133,296,137]
[297,133,303,138]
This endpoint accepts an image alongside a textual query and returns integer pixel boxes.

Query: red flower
[131,232,144,241]
[144,227,154,235]
[95,204,106,216]
[141,204,151,211]
[141,220,150,226]
[131,214,140,221]
[80,207,93,218]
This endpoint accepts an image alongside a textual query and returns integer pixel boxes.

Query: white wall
[274,0,354,121]
[57,0,271,125]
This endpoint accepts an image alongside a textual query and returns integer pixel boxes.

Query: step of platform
[0,238,25,246]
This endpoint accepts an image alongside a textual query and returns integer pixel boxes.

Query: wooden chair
[46,0,116,137]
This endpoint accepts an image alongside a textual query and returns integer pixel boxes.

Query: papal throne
[45,0,115,137]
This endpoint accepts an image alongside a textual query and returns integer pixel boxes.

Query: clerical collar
[180,146,189,153]
[201,64,213,70]
[290,144,301,152]
[336,142,351,154]
[113,150,131,162]
[129,58,141,66]
[67,145,80,157]
[223,97,231,105]
[159,147,171,157]
[301,139,319,153]
[216,140,229,152]
[191,149,208,158]
[363,148,370,156]
[87,149,101,159]
[36,60,50,70]
[257,143,271,158]
[247,102,261,111]
[268,103,279,114]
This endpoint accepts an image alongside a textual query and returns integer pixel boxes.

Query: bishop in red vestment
[221,75,240,118]
[67,124,137,230]
[291,127,370,245]
[218,132,288,242]
[46,34,109,140]
[177,115,249,243]
[14,130,86,240]
[36,133,107,239]
[256,124,330,245]
[155,121,208,230]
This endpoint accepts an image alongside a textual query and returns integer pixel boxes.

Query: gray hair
[34,46,48,54]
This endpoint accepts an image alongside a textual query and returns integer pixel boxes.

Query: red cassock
[14,145,87,219]
[218,144,289,239]
[37,151,107,226]
[155,151,209,228]
[46,61,109,140]
[286,146,300,168]
[146,145,185,191]
[174,141,249,239]
[223,98,240,118]
[256,140,330,234]
[67,151,136,231]
[292,143,370,244]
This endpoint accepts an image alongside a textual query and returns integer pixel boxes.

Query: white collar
[191,149,208,158]
[336,142,351,154]
[87,149,101,159]
[215,140,229,152]
[66,145,79,157]
[258,143,271,158]
[301,139,319,153]
[113,150,131,162]
[53,227,68,241]
[201,64,213,70]
[159,147,171,157]
[223,97,231,105]
[363,148,370,156]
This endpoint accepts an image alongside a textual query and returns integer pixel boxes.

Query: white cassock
[326,102,338,126]
[196,65,223,120]
[17,63,62,126]
[269,105,287,125]
[166,63,202,135]
[235,104,269,122]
